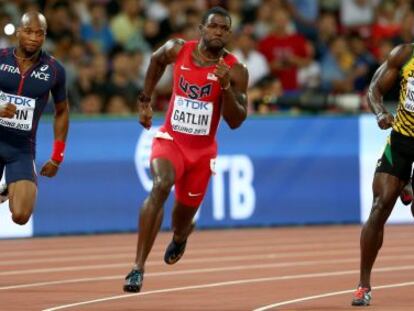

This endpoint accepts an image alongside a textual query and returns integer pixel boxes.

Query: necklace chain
[13,48,37,61]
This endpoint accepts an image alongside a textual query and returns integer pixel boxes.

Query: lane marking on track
[0,256,360,290]
[0,236,333,258]
[41,265,414,311]
[2,246,414,277]
[253,281,414,310]
[0,237,362,261]
[2,228,410,259]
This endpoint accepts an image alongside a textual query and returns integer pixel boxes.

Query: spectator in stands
[314,12,339,60]
[349,34,376,92]
[258,8,311,93]
[79,93,103,115]
[320,36,355,93]
[392,11,414,45]
[340,0,377,30]
[106,51,140,111]
[287,0,319,40]
[232,28,270,88]
[80,2,115,54]
[297,41,321,91]
[105,95,132,115]
[110,0,144,47]
[248,75,283,114]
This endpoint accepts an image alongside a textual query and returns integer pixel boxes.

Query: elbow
[228,122,241,130]
[226,115,246,130]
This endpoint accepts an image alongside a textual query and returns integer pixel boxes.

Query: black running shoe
[164,239,187,265]
[351,286,371,306]
[123,269,144,293]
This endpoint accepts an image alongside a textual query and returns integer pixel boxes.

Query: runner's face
[200,14,231,50]
[18,21,46,54]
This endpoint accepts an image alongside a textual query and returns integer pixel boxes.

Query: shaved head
[16,12,47,56]
[20,12,47,31]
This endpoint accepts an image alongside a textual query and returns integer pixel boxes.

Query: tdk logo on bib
[5,94,34,107]
[176,97,209,110]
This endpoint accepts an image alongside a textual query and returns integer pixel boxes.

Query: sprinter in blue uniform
[0,12,69,225]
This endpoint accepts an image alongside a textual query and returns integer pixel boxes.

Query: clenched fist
[376,112,394,130]
[214,57,231,89]
[40,160,60,177]
[0,103,16,118]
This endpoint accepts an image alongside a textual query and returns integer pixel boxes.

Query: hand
[138,103,153,130]
[376,112,394,130]
[0,103,16,118]
[214,57,231,89]
[40,160,59,177]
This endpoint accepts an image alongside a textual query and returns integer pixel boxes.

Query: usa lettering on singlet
[0,90,35,131]
[170,95,213,136]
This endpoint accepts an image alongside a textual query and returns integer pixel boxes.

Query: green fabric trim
[384,140,393,166]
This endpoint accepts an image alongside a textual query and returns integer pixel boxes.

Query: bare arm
[138,38,185,129]
[141,38,185,98]
[53,100,69,142]
[40,99,69,177]
[368,44,412,129]
[219,62,249,129]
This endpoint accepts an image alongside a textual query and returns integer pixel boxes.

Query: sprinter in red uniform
[124,6,248,292]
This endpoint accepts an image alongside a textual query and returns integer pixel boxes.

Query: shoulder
[155,38,186,63]
[231,61,248,76]
[387,44,414,68]
[0,48,12,60]
[225,51,247,72]
[42,52,65,72]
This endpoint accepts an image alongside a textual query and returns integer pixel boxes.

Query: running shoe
[351,286,371,306]
[400,179,413,205]
[123,269,144,293]
[164,239,187,265]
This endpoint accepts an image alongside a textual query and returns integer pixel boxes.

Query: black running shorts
[376,130,414,182]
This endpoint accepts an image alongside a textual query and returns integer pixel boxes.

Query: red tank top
[160,40,238,153]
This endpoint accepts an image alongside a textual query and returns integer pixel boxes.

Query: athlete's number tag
[404,78,414,112]
[0,91,35,131]
[171,95,213,135]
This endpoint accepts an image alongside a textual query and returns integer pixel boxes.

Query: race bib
[0,91,35,131]
[171,95,213,135]
[404,78,414,112]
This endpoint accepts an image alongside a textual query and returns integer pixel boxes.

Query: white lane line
[253,281,414,310]
[0,236,313,258]
[0,242,355,266]
[0,257,360,290]
[0,239,361,263]
[2,245,413,277]
[0,250,347,276]
[41,265,414,311]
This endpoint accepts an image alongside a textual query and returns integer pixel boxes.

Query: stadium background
[1,0,413,238]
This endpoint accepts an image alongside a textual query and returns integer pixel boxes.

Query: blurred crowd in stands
[0,0,412,115]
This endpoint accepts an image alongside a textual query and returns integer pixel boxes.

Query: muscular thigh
[151,137,185,181]
[175,156,215,207]
[376,131,414,182]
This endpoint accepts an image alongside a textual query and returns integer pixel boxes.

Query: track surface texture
[1,225,413,310]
